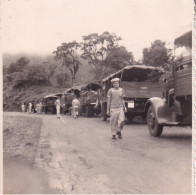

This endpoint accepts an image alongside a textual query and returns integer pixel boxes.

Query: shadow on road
[160,134,192,141]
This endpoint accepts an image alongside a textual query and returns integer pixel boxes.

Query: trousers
[110,107,125,135]
[56,105,60,117]
[73,106,79,118]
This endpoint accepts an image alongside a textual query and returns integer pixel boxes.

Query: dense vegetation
[3,31,173,111]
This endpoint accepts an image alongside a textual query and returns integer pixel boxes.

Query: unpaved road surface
[4,112,192,194]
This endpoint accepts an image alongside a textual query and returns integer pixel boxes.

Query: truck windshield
[122,67,163,82]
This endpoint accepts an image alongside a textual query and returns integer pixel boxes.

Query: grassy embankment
[3,114,54,194]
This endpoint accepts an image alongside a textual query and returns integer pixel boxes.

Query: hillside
[3,53,95,111]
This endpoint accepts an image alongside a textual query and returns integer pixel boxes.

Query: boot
[112,135,116,139]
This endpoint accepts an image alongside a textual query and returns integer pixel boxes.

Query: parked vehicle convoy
[42,93,63,114]
[79,82,101,117]
[61,83,101,117]
[145,30,192,137]
[100,65,164,121]
[61,86,82,114]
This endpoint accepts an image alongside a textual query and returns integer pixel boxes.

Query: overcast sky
[2,0,194,60]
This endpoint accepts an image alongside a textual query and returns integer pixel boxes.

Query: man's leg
[57,106,60,118]
[117,108,125,139]
[73,108,77,119]
[110,109,118,139]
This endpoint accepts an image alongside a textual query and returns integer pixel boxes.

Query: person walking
[36,103,40,114]
[107,78,127,139]
[21,103,25,113]
[72,96,80,119]
[28,102,32,114]
[55,98,61,118]
[39,102,43,114]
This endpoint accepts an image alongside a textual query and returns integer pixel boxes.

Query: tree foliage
[27,65,50,85]
[80,31,134,79]
[105,46,134,69]
[81,32,121,67]
[142,40,172,69]
[53,41,81,85]
[56,73,71,88]
[7,57,30,73]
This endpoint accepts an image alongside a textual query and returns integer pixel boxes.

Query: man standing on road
[28,102,32,114]
[72,95,80,119]
[21,103,25,113]
[55,98,61,118]
[107,78,127,139]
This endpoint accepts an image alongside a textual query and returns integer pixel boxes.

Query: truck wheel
[85,106,93,117]
[147,105,163,137]
[101,102,107,121]
[52,107,56,114]
[69,107,72,115]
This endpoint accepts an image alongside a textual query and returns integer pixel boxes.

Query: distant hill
[3,53,56,67]
[3,53,97,111]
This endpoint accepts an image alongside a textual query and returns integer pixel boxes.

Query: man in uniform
[107,78,127,139]
[72,95,80,119]
[55,98,61,118]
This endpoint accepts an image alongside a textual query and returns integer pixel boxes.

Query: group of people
[21,102,43,114]
[21,78,126,140]
[54,78,126,140]
[54,96,80,119]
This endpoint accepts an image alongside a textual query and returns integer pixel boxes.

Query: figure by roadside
[107,78,127,139]
[39,102,43,114]
[21,103,25,113]
[36,102,43,114]
[55,98,61,118]
[36,103,39,113]
[28,103,32,114]
[32,103,35,113]
[72,95,80,119]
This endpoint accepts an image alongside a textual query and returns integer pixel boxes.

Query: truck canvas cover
[102,65,164,99]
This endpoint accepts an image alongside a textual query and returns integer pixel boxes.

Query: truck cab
[145,30,192,137]
[100,65,164,121]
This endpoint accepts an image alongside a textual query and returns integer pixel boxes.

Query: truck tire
[85,106,94,117]
[101,102,107,121]
[147,105,163,137]
[52,107,56,114]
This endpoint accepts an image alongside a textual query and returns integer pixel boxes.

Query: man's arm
[107,89,111,115]
[121,89,127,112]
[122,98,127,112]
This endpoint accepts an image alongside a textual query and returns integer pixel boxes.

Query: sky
[1,0,194,60]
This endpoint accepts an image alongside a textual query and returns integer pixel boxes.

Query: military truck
[42,93,62,114]
[79,82,101,117]
[145,30,192,137]
[61,83,100,117]
[100,65,164,121]
[61,86,82,114]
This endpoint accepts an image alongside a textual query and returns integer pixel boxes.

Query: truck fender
[144,97,174,124]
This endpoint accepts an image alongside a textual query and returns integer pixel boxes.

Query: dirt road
[4,112,192,194]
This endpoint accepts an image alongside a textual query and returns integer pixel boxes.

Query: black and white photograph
[1,0,194,194]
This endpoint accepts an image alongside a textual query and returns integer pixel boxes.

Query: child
[72,96,80,119]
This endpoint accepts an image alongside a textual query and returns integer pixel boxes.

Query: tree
[80,31,134,79]
[7,57,30,73]
[53,41,81,86]
[142,40,172,69]
[104,46,134,73]
[56,73,70,88]
[80,32,121,67]
[27,65,49,85]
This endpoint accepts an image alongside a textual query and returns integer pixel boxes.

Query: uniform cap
[111,78,120,83]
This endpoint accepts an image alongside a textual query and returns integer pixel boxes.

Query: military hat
[111,78,120,83]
